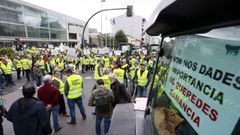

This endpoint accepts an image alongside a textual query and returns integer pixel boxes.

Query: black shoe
[55,127,62,133]
[92,112,96,115]
[83,116,86,120]
[67,121,76,125]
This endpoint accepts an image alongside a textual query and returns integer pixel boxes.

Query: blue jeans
[34,77,41,87]
[96,116,111,135]
[131,80,136,96]
[137,86,147,97]
[0,75,3,88]
[67,96,86,123]
[48,105,60,130]
[124,78,128,88]
[4,74,14,86]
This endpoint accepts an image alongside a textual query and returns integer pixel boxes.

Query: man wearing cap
[64,68,86,124]
[134,63,150,97]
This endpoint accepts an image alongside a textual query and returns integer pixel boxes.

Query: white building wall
[112,13,143,41]
[66,16,88,42]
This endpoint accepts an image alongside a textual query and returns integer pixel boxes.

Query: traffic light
[126,5,133,17]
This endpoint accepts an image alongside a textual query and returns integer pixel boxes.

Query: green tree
[114,30,128,47]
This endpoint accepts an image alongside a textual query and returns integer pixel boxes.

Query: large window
[50,29,67,40]
[0,22,25,37]
[23,6,48,28]
[27,26,49,38]
[48,11,66,29]
[0,6,23,24]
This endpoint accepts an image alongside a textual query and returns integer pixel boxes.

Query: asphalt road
[1,71,97,135]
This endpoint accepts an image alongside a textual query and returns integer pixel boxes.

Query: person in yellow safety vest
[1,58,15,86]
[112,55,117,62]
[36,57,45,75]
[50,57,56,68]
[104,56,110,68]
[129,60,139,96]
[135,63,150,97]
[83,56,90,72]
[148,57,154,74]
[57,56,65,79]
[130,57,135,67]
[89,56,94,71]
[45,59,52,75]
[94,59,103,80]
[121,59,129,87]
[101,68,111,89]
[13,56,22,80]
[113,63,125,84]
[52,69,69,117]
[64,68,86,124]
[157,65,169,97]
[21,56,31,81]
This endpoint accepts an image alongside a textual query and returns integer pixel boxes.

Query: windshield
[151,25,240,135]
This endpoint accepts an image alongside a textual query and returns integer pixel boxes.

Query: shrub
[0,48,19,60]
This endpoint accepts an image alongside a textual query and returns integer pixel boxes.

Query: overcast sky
[21,0,160,33]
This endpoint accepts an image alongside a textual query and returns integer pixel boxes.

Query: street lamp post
[81,6,133,53]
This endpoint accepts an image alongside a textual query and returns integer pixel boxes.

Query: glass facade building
[0,0,86,47]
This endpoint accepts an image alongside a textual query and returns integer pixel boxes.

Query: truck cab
[109,0,240,135]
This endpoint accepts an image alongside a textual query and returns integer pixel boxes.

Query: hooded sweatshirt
[7,97,52,135]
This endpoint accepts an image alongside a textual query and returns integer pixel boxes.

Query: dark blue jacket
[7,97,52,135]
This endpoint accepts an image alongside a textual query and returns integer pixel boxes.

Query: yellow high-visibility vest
[83,58,90,65]
[50,59,56,66]
[94,64,102,80]
[21,59,30,70]
[101,75,111,89]
[121,64,128,69]
[137,70,148,86]
[1,63,12,74]
[15,60,22,69]
[37,60,44,69]
[148,60,154,68]
[104,58,110,68]
[113,68,124,84]
[45,63,51,73]
[130,67,138,80]
[66,74,83,99]
[52,76,64,94]
[58,60,64,71]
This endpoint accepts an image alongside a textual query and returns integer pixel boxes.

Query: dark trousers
[34,77,41,87]
[24,69,30,81]
[82,64,85,73]
[67,96,86,122]
[0,123,3,135]
[17,68,21,79]
[4,74,14,86]
[59,94,67,115]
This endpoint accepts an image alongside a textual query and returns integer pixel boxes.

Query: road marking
[85,76,92,79]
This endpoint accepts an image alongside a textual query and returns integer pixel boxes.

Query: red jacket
[37,83,59,106]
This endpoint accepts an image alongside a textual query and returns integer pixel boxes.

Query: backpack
[95,91,110,113]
